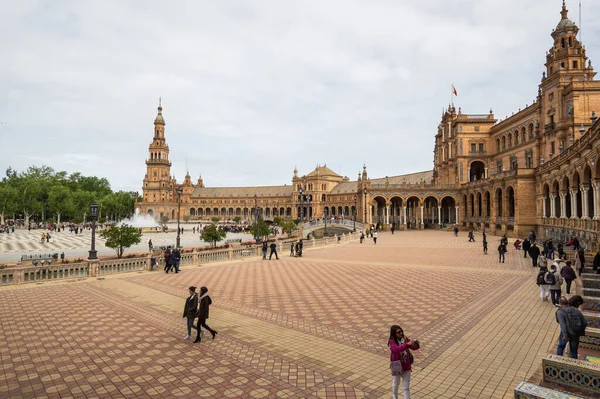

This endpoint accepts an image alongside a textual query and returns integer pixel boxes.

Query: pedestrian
[556,295,587,359]
[572,237,581,251]
[483,238,488,254]
[46,233,51,242]
[593,251,600,274]
[522,238,530,258]
[575,248,585,275]
[391,224,395,234]
[548,263,563,307]
[560,260,577,295]
[269,242,279,260]
[388,325,419,399]
[373,231,378,245]
[498,242,506,263]
[261,241,267,260]
[538,250,548,269]
[547,240,554,260]
[194,287,217,343]
[290,242,295,257]
[453,226,458,237]
[148,239,153,251]
[182,286,198,340]
[529,243,540,267]
[536,267,551,302]
[360,231,365,243]
[164,247,172,273]
[174,248,181,273]
[468,230,475,242]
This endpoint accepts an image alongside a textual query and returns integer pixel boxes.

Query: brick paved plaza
[0,231,563,398]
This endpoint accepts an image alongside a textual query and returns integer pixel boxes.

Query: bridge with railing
[301,219,364,238]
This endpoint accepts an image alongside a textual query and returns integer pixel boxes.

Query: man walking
[529,243,541,268]
[498,241,506,263]
[522,238,530,258]
[556,295,587,359]
[548,263,563,307]
[373,231,378,245]
[269,242,279,260]
[261,241,268,260]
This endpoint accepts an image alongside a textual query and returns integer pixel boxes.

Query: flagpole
[450,84,453,107]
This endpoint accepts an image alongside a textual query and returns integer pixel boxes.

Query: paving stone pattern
[0,231,564,398]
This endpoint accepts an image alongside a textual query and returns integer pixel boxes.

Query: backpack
[565,310,586,337]
[536,273,546,285]
[544,271,556,285]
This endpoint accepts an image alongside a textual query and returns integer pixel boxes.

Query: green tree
[99,224,143,258]
[183,215,191,222]
[278,219,297,237]
[251,219,271,240]
[0,182,17,225]
[47,185,73,225]
[200,224,227,248]
[211,216,220,223]
[233,216,242,224]
[161,215,169,224]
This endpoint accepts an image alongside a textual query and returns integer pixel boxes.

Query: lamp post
[176,188,182,248]
[254,194,258,240]
[353,195,357,232]
[324,208,328,237]
[363,188,368,227]
[299,189,304,223]
[88,202,98,260]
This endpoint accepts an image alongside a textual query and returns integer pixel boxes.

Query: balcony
[544,122,555,133]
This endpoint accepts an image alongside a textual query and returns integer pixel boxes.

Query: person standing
[575,248,585,276]
[522,238,530,258]
[391,224,395,234]
[388,325,419,399]
[261,241,268,260]
[538,251,548,270]
[560,260,577,295]
[174,248,181,273]
[453,226,458,237]
[290,242,295,257]
[468,230,475,242]
[269,242,279,260]
[373,231,378,245]
[483,237,488,255]
[536,267,551,302]
[556,295,587,359]
[360,231,365,244]
[548,263,563,307]
[182,287,198,340]
[498,242,506,263]
[148,239,153,251]
[529,243,540,268]
[194,287,217,343]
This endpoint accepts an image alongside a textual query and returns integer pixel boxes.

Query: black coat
[183,294,198,318]
[529,245,541,258]
[522,240,531,251]
[197,295,212,319]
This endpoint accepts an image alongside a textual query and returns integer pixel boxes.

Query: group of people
[290,240,303,257]
[163,246,181,273]
[182,286,217,343]
[359,228,378,244]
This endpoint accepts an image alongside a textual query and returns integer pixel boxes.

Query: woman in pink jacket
[388,325,420,399]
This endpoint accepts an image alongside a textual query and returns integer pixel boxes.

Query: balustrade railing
[99,257,147,275]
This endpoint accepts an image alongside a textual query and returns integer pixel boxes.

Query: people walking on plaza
[529,243,541,267]
[373,231,378,245]
[483,237,488,254]
[453,226,458,237]
[572,237,581,251]
[548,263,563,306]
[468,230,475,242]
[560,260,577,295]
[173,248,181,273]
[360,231,364,243]
[41,232,46,243]
[538,251,549,269]
[261,241,268,260]
[536,267,551,302]
[575,248,585,276]
[528,231,536,244]
[497,241,506,263]
[46,233,51,242]
[391,224,395,234]
[194,287,217,343]
[556,295,587,359]
[522,238,530,258]
[388,325,419,399]
[148,239,153,251]
[546,240,554,260]
[290,242,295,257]
[269,242,279,260]
[183,286,198,340]
[557,242,565,259]
[501,234,508,247]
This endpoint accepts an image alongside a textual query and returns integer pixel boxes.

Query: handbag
[390,360,403,376]
[408,350,414,364]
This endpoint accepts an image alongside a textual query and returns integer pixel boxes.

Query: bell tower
[143,99,173,204]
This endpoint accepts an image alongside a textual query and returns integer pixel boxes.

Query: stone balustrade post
[88,260,99,277]
[227,247,233,260]
[192,249,198,265]
[13,268,24,284]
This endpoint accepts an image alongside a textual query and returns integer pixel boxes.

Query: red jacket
[389,337,420,372]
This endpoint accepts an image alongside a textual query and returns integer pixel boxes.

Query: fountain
[117,208,159,232]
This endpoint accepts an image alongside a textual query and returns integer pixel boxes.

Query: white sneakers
[184,335,190,340]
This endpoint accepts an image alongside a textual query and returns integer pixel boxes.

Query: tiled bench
[542,354,600,396]
[580,327,600,352]
[514,382,585,398]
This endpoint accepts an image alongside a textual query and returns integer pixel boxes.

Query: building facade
[138,2,600,249]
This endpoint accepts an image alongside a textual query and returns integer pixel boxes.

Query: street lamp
[176,188,182,248]
[299,189,304,223]
[88,202,98,260]
[353,195,357,232]
[254,194,258,240]
[363,188,368,227]
[324,208,328,237]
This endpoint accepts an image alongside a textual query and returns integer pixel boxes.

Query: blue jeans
[556,332,580,359]
[262,249,267,259]
[186,316,195,336]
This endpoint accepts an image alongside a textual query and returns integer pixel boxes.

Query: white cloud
[1,0,599,191]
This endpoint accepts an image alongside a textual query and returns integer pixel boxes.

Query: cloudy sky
[1,0,599,192]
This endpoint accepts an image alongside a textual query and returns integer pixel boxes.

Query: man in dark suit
[183,287,198,340]
[529,243,541,268]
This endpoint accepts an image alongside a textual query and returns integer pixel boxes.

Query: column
[369,205,373,225]
[455,206,459,225]
[560,193,567,218]
[570,190,577,219]
[448,143,452,158]
[386,205,390,225]
[593,183,600,220]
[542,196,547,219]
[402,206,407,226]
[549,195,556,218]
[484,167,488,179]
[582,186,590,219]
[420,206,424,226]
[437,206,442,225]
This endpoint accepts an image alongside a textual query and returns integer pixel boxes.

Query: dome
[154,112,165,124]
[556,18,575,30]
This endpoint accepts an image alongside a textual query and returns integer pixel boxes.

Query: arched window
[496,138,501,152]
[508,133,512,148]
[514,130,519,145]
[502,137,506,150]
[521,127,526,143]
[528,124,534,140]
[321,194,326,201]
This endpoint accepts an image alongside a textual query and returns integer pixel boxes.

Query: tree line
[0,166,139,226]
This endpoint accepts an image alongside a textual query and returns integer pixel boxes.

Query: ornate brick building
[138,2,600,248]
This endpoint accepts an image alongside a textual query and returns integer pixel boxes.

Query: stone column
[455,206,459,225]
[369,205,373,225]
[402,206,407,226]
[593,183,600,220]
[448,206,452,223]
[570,190,578,219]
[582,185,590,219]
[542,196,547,219]
[438,206,442,225]
[386,205,390,225]
[484,167,488,179]
[549,195,556,218]
[420,206,424,227]
[560,193,567,218]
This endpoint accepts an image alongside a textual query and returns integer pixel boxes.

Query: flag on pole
[452,85,458,96]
